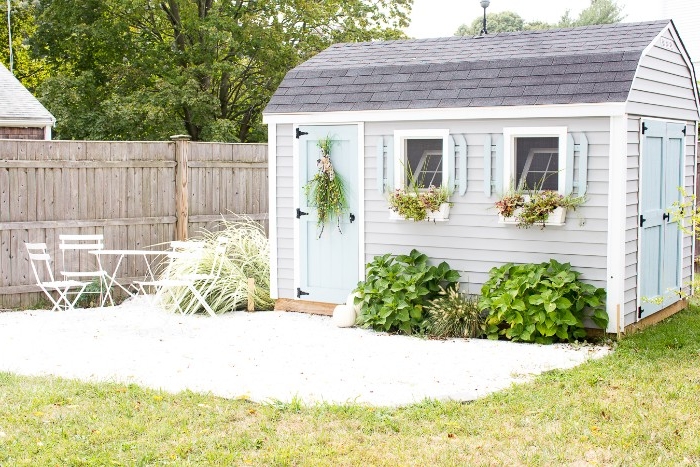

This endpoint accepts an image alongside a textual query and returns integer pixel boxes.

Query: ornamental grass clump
[160,216,273,314]
[426,285,484,339]
[303,135,348,236]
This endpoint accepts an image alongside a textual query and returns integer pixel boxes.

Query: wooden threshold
[274,298,338,316]
[624,299,688,334]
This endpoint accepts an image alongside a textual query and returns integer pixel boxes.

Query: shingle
[264,20,670,114]
[607,91,630,101]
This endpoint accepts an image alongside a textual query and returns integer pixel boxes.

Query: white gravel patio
[0,295,610,406]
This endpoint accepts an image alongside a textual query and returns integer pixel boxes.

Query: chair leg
[187,284,216,318]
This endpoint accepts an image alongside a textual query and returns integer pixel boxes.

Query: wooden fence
[0,138,268,308]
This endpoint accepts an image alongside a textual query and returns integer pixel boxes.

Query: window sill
[389,203,451,222]
[499,206,566,226]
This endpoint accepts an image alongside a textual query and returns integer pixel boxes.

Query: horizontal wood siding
[683,124,696,292]
[0,140,267,308]
[624,117,640,326]
[364,117,610,292]
[275,124,295,299]
[627,30,700,121]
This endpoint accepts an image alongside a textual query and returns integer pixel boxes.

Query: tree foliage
[24,0,411,142]
[0,0,48,90]
[455,0,625,36]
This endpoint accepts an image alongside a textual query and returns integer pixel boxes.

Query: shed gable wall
[627,29,700,121]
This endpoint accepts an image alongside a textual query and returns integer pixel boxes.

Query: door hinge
[295,128,308,139]
[642,122,648,134]
[682,126,686,135]
[638,306,644,318]
[296,288,309,298]
[296,208,308,218]
[639,214,646,227]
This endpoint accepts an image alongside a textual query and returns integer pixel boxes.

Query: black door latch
[349,213,355,223]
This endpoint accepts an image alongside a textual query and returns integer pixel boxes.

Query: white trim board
[267,123,278,299]
[606,115,628,333]
[263,103,626,125]
[357,123,366,282]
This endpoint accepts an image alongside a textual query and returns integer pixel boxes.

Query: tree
[559,0,625,28]
[30,0,411,142]
[0,0,48,91]
[455,0,624,36]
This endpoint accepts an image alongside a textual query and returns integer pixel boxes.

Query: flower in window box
[494,191,525,218]
[389,185,452,222]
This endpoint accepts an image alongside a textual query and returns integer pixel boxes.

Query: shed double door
[639,120,685,318]
[297,125,359,303]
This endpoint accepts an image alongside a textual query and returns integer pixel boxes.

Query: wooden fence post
[171,135,191,241]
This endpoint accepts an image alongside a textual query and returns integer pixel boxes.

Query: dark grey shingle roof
[265,20,669,114]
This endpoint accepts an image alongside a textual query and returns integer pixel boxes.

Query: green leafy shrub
[479,260,607,343]
[354,249,460,334]
[426,285,484,339]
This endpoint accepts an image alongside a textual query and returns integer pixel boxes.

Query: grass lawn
[1,308,700,466]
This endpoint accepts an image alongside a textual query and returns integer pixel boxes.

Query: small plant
[426,284,484,339]
[388,185,451,221]
[479,259,608,343]
[354,249,460,334]
[494,189,525,218]
[74,279,105,308]
[303,135,348,236]
[496,188,585,229]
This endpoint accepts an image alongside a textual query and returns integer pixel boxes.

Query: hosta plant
[426,285,484,339]
[479,259,607,343]
[354,249,460,334]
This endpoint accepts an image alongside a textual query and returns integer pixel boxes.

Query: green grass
[2,308,700,465]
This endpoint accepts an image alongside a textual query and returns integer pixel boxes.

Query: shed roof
[0,63,55,124]
[265,20,670,114]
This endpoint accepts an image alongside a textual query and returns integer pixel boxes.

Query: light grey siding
[364,117,610,293]
[682,123,696,292]
[275,124,295,299]
[627,30,700,121]
[625,117,640,326]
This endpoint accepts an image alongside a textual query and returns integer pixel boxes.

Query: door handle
[349,213,356,223]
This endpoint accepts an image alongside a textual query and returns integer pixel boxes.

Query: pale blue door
[639,120,685,318]
[297,125,359,303]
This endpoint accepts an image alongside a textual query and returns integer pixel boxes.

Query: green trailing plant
[388,163,452,221]
[479,260,608,343]
[160,216,274,314]
[303,135,348,236]
[426,284,484,339]
[496,188,585,229]
[354,249,460,334]
[494,188,525,218]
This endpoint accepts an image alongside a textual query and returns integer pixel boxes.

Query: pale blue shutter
[452,134,468,195]
[386,136,394,190]
[376,136,384,193]
[567,132,589,196]
[493,135,503,195]
[483,134,492,196]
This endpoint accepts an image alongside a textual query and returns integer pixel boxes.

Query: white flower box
[389,202,451,222]
[499,206,567,226]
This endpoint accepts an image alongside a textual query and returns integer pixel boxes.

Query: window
[504,127,567,193]
[394,129,450,190]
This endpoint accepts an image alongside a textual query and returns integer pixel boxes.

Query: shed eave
[262,102,626,125]
[0,117,56,127]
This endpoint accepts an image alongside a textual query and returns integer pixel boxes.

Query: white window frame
[393,129,451,190]
[503,126,568,194]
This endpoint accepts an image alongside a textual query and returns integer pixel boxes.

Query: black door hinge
[296,208,308,218]
[663,212,670,222]
[639,214,646,227]
[297,288,309,298]
[642,122,648,134]
[638,306,644,318]
[296,128,308,139]
[682,126,686,135]
[349,213,355,223]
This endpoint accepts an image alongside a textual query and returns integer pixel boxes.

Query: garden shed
[263,20,699,333]
[0,63,54,140]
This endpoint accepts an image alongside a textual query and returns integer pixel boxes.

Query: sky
[405,0,665,39]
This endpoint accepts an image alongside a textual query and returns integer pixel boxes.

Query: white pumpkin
[333,304,356,328]
[345,292,361,314]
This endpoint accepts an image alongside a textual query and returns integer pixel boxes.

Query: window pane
[515,136,559,190]
[406,138,443,188]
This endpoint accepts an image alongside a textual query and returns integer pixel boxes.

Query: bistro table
[89,249,169,302]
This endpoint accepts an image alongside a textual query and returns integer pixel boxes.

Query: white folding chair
[134,239,227,317]
[25,243,89,311]
[58,234,113,306]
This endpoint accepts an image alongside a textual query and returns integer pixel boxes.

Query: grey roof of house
[264,20,670,114]
[0,62,55,123]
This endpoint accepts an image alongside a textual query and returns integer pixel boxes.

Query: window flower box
[499,205,566,226]
[390,202,450,222]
